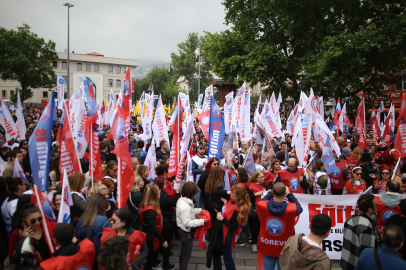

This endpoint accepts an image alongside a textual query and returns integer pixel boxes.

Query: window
[86,64,91,71]
[108,79,113,86]
[77,63,82,70]
[116,80,121,87]
[64,92,68,99]
[10,90,14,96]
[43,91,48,98]
[62,62,67,69]
[94,64,99,71]
[1,90,6,98]
[53,61,58,68]
[108,65,113,72]
[62,76,67,84]
[116,66,121,73]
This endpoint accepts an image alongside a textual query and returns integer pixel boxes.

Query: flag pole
[117,156,121,208]
[392,158,401,181]
[90,125,93,188]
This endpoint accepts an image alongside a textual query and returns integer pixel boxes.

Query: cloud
[0,0,229,62]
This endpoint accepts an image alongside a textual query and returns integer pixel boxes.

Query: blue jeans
[263,255,280,270]
[213,230,236,270]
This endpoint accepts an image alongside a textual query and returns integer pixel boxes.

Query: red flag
[101,100,105,117]
[396,93,406,127]
[57,102,82,178]
[168,96,183,179]
[395,109,406,157]
[109,102,135,208]
[370,107,380,141]
[88,125,104,181]
[196,110,210,139]
[31,185,57,255]
[194,210,211,249]
[355,98,367,148]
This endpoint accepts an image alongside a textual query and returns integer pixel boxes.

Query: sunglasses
[381,172,390,175]
[355,173,362,176]
[30,217,43,224]
[213,163,219,166]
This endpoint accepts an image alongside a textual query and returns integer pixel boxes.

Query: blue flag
[208,96,225,161]
[321,136,338,175]
[28,93,57,191]
[244,149,256,174]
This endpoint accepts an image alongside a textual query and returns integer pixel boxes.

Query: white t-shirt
[302,236,320,247]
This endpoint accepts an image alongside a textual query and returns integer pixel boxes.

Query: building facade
[0,52,138,104]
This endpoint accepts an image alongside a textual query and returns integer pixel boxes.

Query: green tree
[171,33,214,103]
[0,24,58,103]
[136,67,177,104]
[203,0,406,101]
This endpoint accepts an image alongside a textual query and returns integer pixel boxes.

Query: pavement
[157,235,342,270]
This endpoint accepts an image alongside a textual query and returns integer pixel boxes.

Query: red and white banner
[152,95,170,148]
[370,107,380,140]
[168,95,183,179]
[395,108,406,158]
[241,88,251,142]
[0,97,17,141]
[224,92,234,134]
[231,81,246,135]
[355,98,367,148]
[16,91,26,140]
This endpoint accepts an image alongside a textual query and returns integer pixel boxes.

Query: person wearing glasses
[343,167,366,195]
[373,168,393,194]
[9,205,52,265]
[341,194,381,270]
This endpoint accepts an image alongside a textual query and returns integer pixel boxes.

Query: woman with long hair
[69,172,93,227]
[1,177,26,235]
[139,183,167,270]
[100,208,148,270]
[211,184,251,270]
[154,176,180,270]
[197,157,219,210]
[137,165,151,193]
[246,171,268,253]
[49,158,61,188]
[373,167,393,194]
[127,176,145,228]
[176,182,207,270]
[20,147,31,179]
[75,193,111,250]
[264,159,281,185]
[103,160,118,182]
[102,178,116,204]
[205,166,230,224]
[98,236,129,270]
[313,159,331,195]
[343,167,366,195]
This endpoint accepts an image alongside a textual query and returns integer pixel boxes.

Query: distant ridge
[134,61,171,79]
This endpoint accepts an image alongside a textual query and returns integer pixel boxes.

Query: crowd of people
[0,102,406,270]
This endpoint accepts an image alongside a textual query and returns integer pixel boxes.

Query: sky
[0,0,230,64]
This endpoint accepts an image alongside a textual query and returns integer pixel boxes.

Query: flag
[123,68,131,133]
[394,109,406,157]
[254,94,261,124]
[0,97,17,141]
[70,86,88,158]
[396,93,406,127]
[224,92,234,134]
[197,110,210,139]
[257,104,283,138]
[140,92,154,140]
[381,113,393,148]
[57,75,65,110]
[321,136,339,175]
[370,107,380,140]
[241,88,251,142]
[197,94,204,110]
[13,161,27,182]
[339,103,349,133]
[224,168,231,191]
[388,104,395,133]
[355,98,367,148]
[58,170,73,224]
[261,133,276,167]
[16,91,26,140]
[276,92,282,112]
[377,101,385,126]
[168,95,183,179]
[148,82,153,91]
[286,105,297,135]
[186,150,194,182]
[243,148,256,174]
[109,100,135,208]
[208,97,225,161]
[143,140,157,182]
[57,102,82,177]
[0,157,6,177]
[334,98,341,140]
[29,93,57,191]
[31,185,57,254]
[152,95,170,148]
[319,96,324,120]
[231,82,246,135]
[202,85,213,112]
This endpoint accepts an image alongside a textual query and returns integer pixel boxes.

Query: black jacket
[197,170,210,208]
[141,209,165,244]
[360,162,377,188]
[159,191,180,229]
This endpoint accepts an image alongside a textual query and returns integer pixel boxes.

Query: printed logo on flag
[311,97,318,112]
[202,116,209,125]
[299,99,303,107]
[265,105,269,114]
[382,209,397,221]
[322,145,333,159]
[75,89,82,99]
[266,216,285,236]
[245,94,249,105]
[226,97,232,105]
[116,118,126,141]
[124,81,130,96]
[87,98,96,116]
[237,87,244,96]
[77,142,82,153]
[58,78,64,85]
[39,105,50,123]
[213,103,221,117]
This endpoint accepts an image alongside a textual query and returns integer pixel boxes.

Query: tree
[0,24,58,103]
[203,0,406,101]
[136,67,177,104]
[171,33,214,103]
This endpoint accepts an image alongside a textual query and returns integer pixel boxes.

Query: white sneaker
[251,244,258,253]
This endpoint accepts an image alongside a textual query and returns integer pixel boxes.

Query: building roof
[86,52,104,56]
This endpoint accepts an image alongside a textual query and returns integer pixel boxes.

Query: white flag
[0,97,17,141]
[241,88,251,142]
[224,92,234,134]
[70,86,88,158]
[13,160,27,182]
[143,140,157,182]
[152,95,170,148]
[254,94,261,124]
[202,85,213,112]
[57,75,65,110]
[140,92,154,140]
[0,157,7,177]
[186,150,194,182]
[231,81,247,136]
[16,92,26,140]
[224,168,231,191]
[58,170,73,224]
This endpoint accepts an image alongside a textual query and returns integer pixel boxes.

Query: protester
[258,182,303,268]
[277,158,309,193]
[69,172,92,227]
[313,159,331,195]
[94,183,117,219]
[1,177,26,235]
[355,225,406,270]
[330,151,348,194]
[3,150,23,179]
[98,236,130,270]
[139,182,167,270]
[176,182,206,270]
[375,180,402,233]
[264,159,281,185]
[39,223,96,270]
[280,214,332,270]
[136,165,150,193]
[373,167,393,194]
[386,199,406,260]
[156,141,170,161]
[192,144,208,207]
[51,190,61,218]
[343,167,366,195]
[197,157,219,210]
[341,194,381,270]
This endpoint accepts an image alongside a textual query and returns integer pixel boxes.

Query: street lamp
[196,45,201,98]
[63,3,74,99]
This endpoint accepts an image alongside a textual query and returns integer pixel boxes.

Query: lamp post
[197,45,201,98]
[63,3,74,99]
